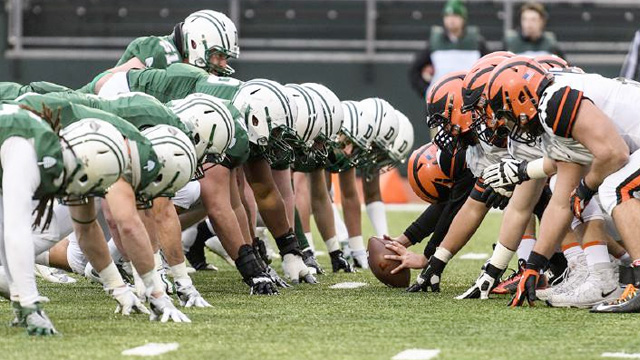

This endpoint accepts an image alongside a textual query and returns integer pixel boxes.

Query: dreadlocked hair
[19,103,63,231]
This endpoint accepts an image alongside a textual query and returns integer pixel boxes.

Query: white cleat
[352,250,369,270]
[84,263,104,285]
[546,263,621,308]
[205,236,236,266]
[256,226,279,261]
[35,265,77,284]
[536,254,588,301]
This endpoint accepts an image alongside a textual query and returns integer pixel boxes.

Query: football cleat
[205,236,236,267]
[158,267,176,295]
[35,265,77,284]
[591,284,640,313]
[536,254,588,301]
[352,249,369,270]
[302,249,325,275]
[330,250,355,273]
[547,263,620,308]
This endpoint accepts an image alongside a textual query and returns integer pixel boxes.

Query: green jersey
[220,118,250,169]
[0,81,72,101]
[14,94,159,192]
[116,35,182,69]
[127,63,242,103]
[0,104,65,198]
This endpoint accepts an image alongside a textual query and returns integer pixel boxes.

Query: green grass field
[0,211,637,360]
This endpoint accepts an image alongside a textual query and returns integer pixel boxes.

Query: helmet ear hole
[193,133,200,144]
[79,174,88,183]
[519,91,527,104]
[252,115,259,127]
[156,174,163,183]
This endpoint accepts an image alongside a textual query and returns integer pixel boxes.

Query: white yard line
[392,349,441,360]
[122,343,180,357]
[329,282,368,289]
[602,353,640,359]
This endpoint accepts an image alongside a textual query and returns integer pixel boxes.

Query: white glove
[109,286,150,316]
[482,158,525,189]
[282,254,317,284]
[148,294,192,323]
[456,270,497,300]
[175,280,212,308]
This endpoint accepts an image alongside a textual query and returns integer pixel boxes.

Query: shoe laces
[613,284,638,304]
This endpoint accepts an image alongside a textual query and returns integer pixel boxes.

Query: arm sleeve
[0,137,41,306]
[621,31,640,81]
[542,86,584,138]
[403,203,447,245]
[408,47,433,98]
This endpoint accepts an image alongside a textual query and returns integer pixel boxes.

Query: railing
[5,0,640,65]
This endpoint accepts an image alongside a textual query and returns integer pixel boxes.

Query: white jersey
[538,71,640,165]
[466,140,509,178]
[508,137,544,162]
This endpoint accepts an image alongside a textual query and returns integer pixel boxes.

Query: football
[367,236,411,288]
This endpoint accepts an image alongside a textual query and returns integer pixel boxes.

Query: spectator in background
[621,30,640,81]
[409,0,488,98]
[504,2,564,57]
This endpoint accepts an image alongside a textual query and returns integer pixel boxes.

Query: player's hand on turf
[456,270,496,300]
[482,158,529,188]
[330,250,355,273]
[247,272,279,295]
[302,249,325,275]
[483,184,513,210]
[253,238,272,265]
[406,263,441,293]
[509,269,540,307]
[15,302,59,336]
[282,253,318,284]
[175,280,212,308]
[570,178,597,222]
[384,241,428,274]
[109,285,150,315]
[148,294,191,323]
[265,266,291,288]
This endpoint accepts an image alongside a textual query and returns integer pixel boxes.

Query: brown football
[367,236,411,288]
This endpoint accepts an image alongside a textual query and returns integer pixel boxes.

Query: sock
[617,252,632,266]
[99,261,126,290]
[305,232,315,253]
[294,209,310,249]
[332,204,349,242]
[366,201,388,237]
[582,241,610,267]
[35,251,50,267]
[516,235,536,261]
[433,247,453,264]
[108,239,124,264]
[324,236,340,253]
[489,242,515,270]
[205,218,215,234]
[348,236,365,254]
[561,241,583,262]
[140,269,164,297]
[170,261,191,283]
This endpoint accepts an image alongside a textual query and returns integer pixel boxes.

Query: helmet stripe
[188,12,229,50]
[246,80,295,128]
[288,84,317,142]
[305,86,332,137]
[171,97,234,152]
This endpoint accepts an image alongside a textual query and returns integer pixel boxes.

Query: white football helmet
[59,118,128,203]
[182,10,239,76]
[139,125,197,201]
[284,84,324,148]
[168,93,235,165]
[241,79,297,164]
[301,83,343,145]
[388,110,415,164]
[359,98,399,149]
[340,100,375,151]
[231,81,285,147]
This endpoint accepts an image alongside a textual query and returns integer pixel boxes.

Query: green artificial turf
[0,211,636,360]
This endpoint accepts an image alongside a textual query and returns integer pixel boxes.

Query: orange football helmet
[425,71,471,153]
[534,54,569,70]
[484,56,553,144]
[407,143,453,204]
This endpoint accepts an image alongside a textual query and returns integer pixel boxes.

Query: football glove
[175,280,212,308]
[247,272,279,295]
[456,270,498,300]
[330,250,355,273]
[148,294,191,323]
[109,286,150,315]
[12,302,58,336]
[483,184,513,210]
[570,178,597,222]
[265,266,291,288]
[482,159,530,189]
[406,258,445,293]
[282,253,318,284]
[509,269,540,307]
[302,249,325,275]
[253,238,272,265]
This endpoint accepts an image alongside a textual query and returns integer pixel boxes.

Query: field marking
[329,282,368,289]
[459,253,489,260]
[602,353,640,358]
[392,348,441,360]
[122,343,180,357]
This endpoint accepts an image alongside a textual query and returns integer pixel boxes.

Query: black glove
[330,250,355,273]
[253,238,272,265]
[302,249,325,275]
[247,273,279,295]
[483,185,513,210]
[265,266,291,288]
[406,256,446,293]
